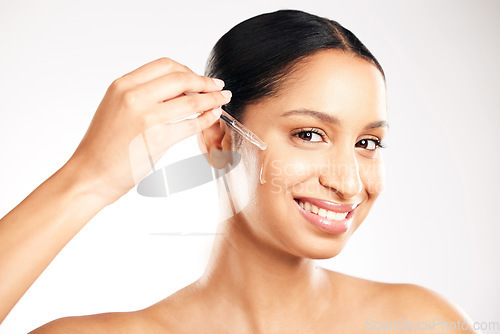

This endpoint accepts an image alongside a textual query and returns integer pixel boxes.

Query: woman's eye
[356,139,381,150]
[293,130,324,142]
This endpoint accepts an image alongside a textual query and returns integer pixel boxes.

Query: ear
[197,119,231,168]
[197,119,224,153]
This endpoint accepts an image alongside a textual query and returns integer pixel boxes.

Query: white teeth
[327,211,346,220]
[318,208,327,217]
[298,200,349,221]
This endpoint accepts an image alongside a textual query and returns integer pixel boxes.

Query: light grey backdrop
[0,0,498,332]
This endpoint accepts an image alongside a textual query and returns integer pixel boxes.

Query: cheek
[264,149,324,194]
[359,158,385,198]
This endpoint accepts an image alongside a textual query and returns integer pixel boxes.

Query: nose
[319,147,362,199]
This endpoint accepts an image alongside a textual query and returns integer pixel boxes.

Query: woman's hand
[68,57,230,204]
[0,57,230,324]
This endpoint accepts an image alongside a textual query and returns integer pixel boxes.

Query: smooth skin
[2,53,477,333]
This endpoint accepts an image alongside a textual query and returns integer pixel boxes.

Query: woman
[0,9,476,333]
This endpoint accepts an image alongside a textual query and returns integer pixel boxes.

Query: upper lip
[294,197,359,213]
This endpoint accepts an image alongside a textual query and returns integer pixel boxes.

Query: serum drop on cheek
[259,163,267,184]
[259,152,272,185]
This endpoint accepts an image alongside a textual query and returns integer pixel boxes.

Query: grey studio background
[0,0,499,332]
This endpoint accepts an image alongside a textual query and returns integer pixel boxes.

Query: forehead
[262,49,387,122]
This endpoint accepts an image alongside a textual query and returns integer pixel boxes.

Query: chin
[287,231,353,260]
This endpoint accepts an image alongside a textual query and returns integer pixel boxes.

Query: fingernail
[211,107,222,118]
[212,78,225,89]
[221,90,232,101]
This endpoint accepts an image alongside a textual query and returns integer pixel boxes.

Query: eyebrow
[280,108,389,130]
[363,120,390,130]
[281,109,340,124]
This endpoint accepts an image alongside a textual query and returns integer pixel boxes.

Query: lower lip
[293,199,356,234]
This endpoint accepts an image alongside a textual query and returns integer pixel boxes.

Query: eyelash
[291,128,387,150]
[356,138,387,150]
[291,128,326,142]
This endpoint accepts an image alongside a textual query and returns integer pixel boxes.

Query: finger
[161,107,223,150]
[121,57,194,84]
[150,90,232,124]
[130,107,222,181]
[137,72,225,104]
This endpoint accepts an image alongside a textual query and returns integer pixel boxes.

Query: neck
[197,214,333,331]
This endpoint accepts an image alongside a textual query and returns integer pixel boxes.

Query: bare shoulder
[28,309,166,333]
[384,283,469,317]
[380,283,478,333]
[324,270,478,333]
[29,282,204,333]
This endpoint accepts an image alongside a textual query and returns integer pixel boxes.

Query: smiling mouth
[297,200,348,220]
[292,197,359,234]
[294,197,358,219]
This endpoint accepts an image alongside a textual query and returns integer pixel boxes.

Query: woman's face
[221,49,388,259]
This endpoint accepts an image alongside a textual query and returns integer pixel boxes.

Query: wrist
[57,157,118,208]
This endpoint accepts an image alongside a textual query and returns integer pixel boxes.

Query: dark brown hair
[205,9,385,142]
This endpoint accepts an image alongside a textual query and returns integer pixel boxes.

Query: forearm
[0,159,108,323]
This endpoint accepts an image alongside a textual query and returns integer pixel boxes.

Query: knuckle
[181,64,192,73]
[121,89,139,107]
[157,57,173,65]
[170,71,188,83]
[156,57,177,70]
[185,96,200,110]
[157,57,192,74]
[110,77,127,93]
